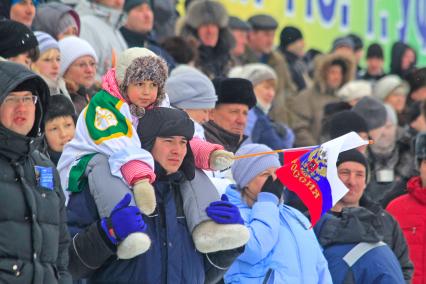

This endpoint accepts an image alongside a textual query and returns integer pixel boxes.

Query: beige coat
[288,53,356,146]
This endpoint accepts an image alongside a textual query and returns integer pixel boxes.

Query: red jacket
[387,176,426,284]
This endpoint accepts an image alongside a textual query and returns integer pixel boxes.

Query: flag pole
[232,140,374,160]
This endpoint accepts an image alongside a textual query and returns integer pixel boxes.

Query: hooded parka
[0,61,71,284]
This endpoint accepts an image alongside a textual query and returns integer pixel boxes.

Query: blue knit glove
[101,194,147,245]
[206,194,244,225]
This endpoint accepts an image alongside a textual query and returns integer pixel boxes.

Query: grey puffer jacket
[0,62,71,284]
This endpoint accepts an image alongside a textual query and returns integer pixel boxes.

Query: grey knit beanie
[232,144,281,188]
[352,96,387,131]
[166,65,217,109]
[121,56,168,107]
[228,63,277,86]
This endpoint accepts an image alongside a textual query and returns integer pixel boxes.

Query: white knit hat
[336,80,372,102]
[373,75,409,101]
[228,63,277,86]
[58,36,98,76]
[115,47,157,84]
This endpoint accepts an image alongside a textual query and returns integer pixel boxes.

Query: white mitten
[117,232,151,259]
[209,150,234,171]
[133,179,156,215]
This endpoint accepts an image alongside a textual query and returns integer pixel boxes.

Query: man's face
[197,24,219,47]
[248,30,276,54]
[0,91,36,135]
[151,136,188,175]
[126,3,154,33]
[286,39,305,58]
[337,161,367,207]
[231,29,248,56]
[366,57,384,75]
[10,0,35,27]
[326,65,343,90]
[209,104,249,136]
[64,55,97,89]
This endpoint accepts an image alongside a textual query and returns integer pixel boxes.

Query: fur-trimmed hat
[212,77,256,109]
[119,49,168,107]
[185,0,228,29]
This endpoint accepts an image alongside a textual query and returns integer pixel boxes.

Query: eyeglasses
[71,61,97,70]
[3,95,38,106]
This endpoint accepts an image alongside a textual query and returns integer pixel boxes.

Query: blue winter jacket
[245,106,294,151]
[224,185,332,284]
[67,171,205,284]
[314,209,405,284]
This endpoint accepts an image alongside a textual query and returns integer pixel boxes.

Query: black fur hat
[212,77,256,109]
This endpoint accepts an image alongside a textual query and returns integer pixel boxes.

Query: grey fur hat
[185,0,228,29]
[120,54,168,107]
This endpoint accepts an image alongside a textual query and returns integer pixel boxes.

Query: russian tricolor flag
[276,132,369,226]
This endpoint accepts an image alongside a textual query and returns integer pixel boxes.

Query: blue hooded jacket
[224,185,332,284]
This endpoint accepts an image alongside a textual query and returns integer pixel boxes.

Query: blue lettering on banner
[367,0,374,37]
[318,0,337,26]
[306,0,314,21]
[286,0,295,16]
[380,12,388,41]
[254,0,264,8]
[415,0,426,48]
[398,0,410,41]
[341,3,349,29]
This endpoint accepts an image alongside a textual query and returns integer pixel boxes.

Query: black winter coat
[0,127,72,284]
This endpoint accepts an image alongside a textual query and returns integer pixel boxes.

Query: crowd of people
[0,0,426,283]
